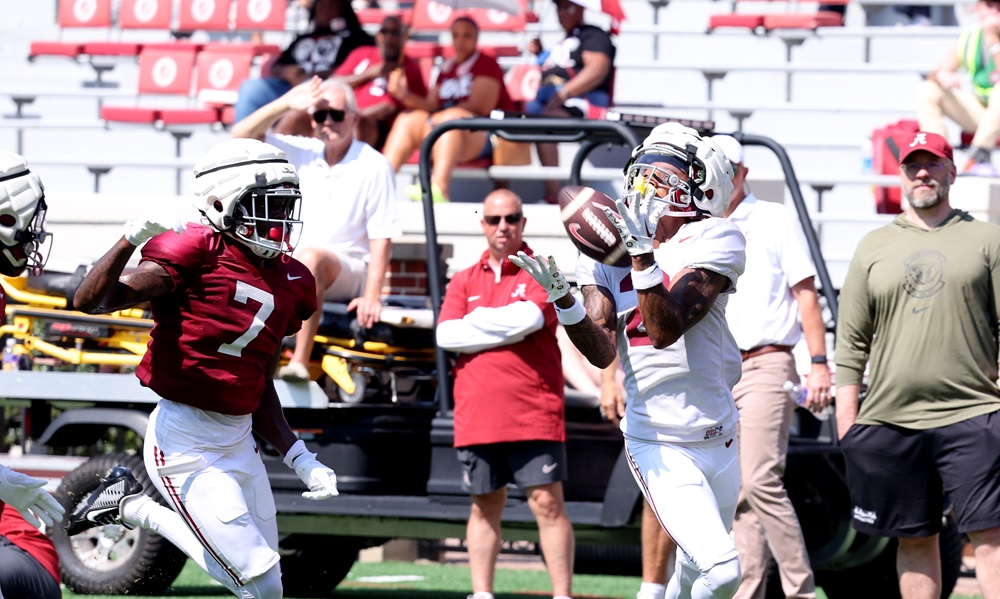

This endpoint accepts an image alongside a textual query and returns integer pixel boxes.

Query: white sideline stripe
[353,575,426,583]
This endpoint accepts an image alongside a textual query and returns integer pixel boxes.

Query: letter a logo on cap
[910,132,928,148]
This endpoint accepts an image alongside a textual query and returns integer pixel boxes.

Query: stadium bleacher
[1,0,993,283]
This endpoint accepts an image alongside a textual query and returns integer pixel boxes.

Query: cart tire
[51,452,188,595]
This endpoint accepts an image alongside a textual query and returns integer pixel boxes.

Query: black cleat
[66,465,143,536]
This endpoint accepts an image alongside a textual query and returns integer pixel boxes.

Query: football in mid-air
[558,185,629,267]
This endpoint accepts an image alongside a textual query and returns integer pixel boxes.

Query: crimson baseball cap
[899,131,954,163]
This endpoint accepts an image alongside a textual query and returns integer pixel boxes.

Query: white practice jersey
[593,217,746,444]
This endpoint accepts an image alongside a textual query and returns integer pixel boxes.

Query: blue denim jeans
[525,84,610,116]
[233,77,293,124]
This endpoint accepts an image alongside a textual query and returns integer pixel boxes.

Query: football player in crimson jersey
[69,139,339,599]
[513,123,747,599]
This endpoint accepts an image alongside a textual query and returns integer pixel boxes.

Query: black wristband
[810,355,828,365]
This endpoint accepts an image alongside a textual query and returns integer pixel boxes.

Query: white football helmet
[622,122,735,220]
[192,139,302,260]
[0,151,50,277]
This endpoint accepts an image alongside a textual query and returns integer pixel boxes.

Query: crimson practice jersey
[135,225,317,415]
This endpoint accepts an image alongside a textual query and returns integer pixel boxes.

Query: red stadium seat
[233,0,286,32]
[57,0,113,27]
[28,42,85,59]
[410,0,528,32]
[119,0,172,30]
[505,63,540,108]
[101,47,218,126]
[764,11,843,30]
[193,47,255,109]
[29,0,113,60]
[708,14,766,31]
[178,0,232,32]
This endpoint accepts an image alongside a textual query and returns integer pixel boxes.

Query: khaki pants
[916,78,1000,151]
[732,351,815,599]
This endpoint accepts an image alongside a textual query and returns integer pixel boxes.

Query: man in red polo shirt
[436,189,574,599]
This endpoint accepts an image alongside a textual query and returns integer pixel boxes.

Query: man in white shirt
[232,77,400,381]
[712,135,831,599]
[513,123,746,599]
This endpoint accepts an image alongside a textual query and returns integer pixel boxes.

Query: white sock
[469,593,494,599]
[636,582,667,599]
[122,494,240,596]
[553,595,573,599]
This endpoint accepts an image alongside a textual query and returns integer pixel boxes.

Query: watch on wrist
[810,355,828,365]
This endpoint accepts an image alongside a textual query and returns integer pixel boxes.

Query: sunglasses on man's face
[379,28,402,36]
[483,212,523,226]
[312,108,347,124]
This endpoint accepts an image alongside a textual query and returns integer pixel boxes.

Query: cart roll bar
[418,117,839,417]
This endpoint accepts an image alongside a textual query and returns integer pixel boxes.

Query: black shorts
[457,440,567,495]
[841,409,1000,537]
[0,536,61,599]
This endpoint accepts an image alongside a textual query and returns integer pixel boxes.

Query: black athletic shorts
[457,440,568,495]
[0,536,61,599]
[840,409,1000,537]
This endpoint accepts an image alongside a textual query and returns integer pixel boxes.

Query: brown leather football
[558,185,629,267]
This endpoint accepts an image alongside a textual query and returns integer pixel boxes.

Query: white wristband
[283,439,309,468]
[631,263,666,290]
[555,301,587,325]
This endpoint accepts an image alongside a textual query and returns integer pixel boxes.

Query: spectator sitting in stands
[380,16,513,204]
[234,0,374,125]
[527,0,615,204]
[335,16,427,150]
[270,15,427,150]
[917,0,1000,176]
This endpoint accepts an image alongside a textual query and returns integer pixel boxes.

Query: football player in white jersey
[512,123,746,599]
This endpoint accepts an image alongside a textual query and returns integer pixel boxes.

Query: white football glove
[284,439,339,500]
[123,215,187,246]
[0,464,65,528]
[603,196,654,257]
[508,251,570,303]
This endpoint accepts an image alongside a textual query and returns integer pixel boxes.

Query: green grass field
[60,559,985,599]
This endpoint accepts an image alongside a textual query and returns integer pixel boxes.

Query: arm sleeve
[834,239,874,387]
[436,301,546,353]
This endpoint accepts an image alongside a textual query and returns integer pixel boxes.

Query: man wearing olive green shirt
[835,131,1000,599]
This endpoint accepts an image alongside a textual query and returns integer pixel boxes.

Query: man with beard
[835,131,1000,599]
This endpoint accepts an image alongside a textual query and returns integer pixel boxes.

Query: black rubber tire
[279,534,365,597]
[817,510,963,599]
[51,452,188,595]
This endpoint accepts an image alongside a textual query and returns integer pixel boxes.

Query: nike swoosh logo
[725,439,733,448]
[542,463,558,474]
[287,274,302,281]
[568,223,605,253]
[468,295,481,302]
[677,236,694,243]
[912,307,929,314]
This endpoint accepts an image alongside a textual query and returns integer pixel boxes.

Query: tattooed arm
[633,252,730,349]
[73,237,173,314]
[554,284,618,369]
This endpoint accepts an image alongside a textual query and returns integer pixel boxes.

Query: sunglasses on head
[483,212,523,226]
[312,108,347,124]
